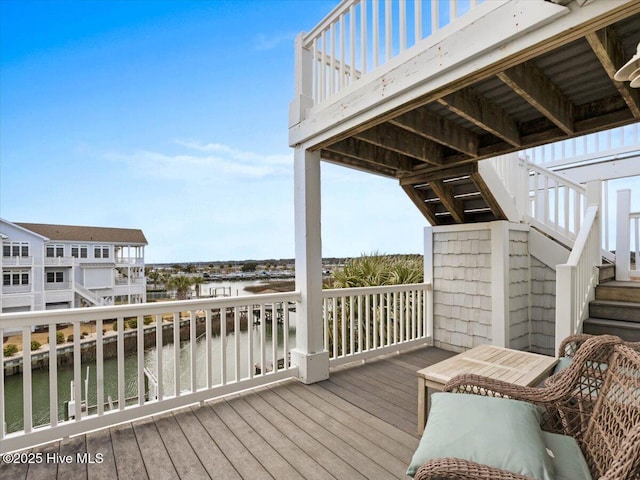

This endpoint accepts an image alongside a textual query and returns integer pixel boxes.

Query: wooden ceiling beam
[325,138,415,172]
[389,107,480,157]
[470,172,506,221]
[585,27,640,118]
[438,88,522,148]
[354,124,443,166]
[498,61,574,135]
[401,185,439,225]
[429,180,465,224]
[320,150,398,178]
[399,163,477,186]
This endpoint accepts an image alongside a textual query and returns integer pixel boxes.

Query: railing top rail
[527,161,586,193]
[0,291,302,327]
[303,0,358,45]
[564,206,598,266]
[322,282,430,297]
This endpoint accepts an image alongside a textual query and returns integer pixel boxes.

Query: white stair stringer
[74,284,105,307]
[478,157,523,223]
[529,228,570,271]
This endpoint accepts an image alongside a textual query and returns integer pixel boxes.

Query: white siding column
[616,189,631,281]
[491,221,509,347]
[291,148,329,384]
[423,226,434,343]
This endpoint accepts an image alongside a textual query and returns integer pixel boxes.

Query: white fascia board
[0,218,50,242]
[290,0,635,150]
[551,155,640,184]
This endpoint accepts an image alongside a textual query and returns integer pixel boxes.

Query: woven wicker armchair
[557,333,640,358]
[414,335,640,480]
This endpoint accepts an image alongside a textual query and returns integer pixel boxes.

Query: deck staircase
[584,279,640,341]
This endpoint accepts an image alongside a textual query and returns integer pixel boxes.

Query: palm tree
[191,276,205,298]
[167,275,192,300]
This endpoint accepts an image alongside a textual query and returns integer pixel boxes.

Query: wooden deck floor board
[109,423,149,480]
[1,346,453,480]
[193,403,273,480]
[244,387,365,480]
[227,396,337,480]
[173,407,241,480]
[130,417,176,480]
[214,398,301,480]
[85,428,117,480]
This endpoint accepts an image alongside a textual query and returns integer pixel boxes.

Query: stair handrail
[616,189,640,281]
[74,283,105,306]
[555,205,600,354]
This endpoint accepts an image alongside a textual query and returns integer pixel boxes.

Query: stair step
[589,300,640,322]
[598,264,615,283]
[595,281,640,302]
[583,317,640,342]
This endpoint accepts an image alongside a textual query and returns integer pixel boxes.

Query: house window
[3,270,29,285]
[71,245,88,258]
[2,242,30,257]
[46,271,64,283]
[94,246,109,259]
[46,245,64,257]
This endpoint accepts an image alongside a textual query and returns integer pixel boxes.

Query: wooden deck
[0,346,454,480]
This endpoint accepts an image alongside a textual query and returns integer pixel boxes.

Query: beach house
[1,1,639,477]
[1,220,148,315]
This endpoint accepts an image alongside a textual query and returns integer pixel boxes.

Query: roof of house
[15,223,148,245]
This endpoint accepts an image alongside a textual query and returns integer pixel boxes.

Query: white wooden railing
[302,0,486,105]
[616,189,640,281]
[525,123,640,168]
[555,206,601,353]
[322,283,431,366]
[0,292,300,452]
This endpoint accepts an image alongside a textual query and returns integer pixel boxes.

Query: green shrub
[3,344,18,357]
[30,340,41,350]
[56,332,65,344]
[112,321,118,331]
[67,334,74,342]
[127,318,138,329]
[143,315,153,325]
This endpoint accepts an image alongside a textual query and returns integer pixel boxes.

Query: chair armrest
[414,458,535,480]
[557,334,595,358]
[443,374,557,403]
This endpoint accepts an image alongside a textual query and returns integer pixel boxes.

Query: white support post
[291,148,329,384]
[616,189,631,281]
[586,179,602,277]
[491,221,510,347]
[555,265,575,354]
[289,33,314,127]
[423,226,434,343]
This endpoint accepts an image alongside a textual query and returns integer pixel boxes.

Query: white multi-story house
[0,219,147,314]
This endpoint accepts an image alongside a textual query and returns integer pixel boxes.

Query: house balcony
[115,257,144,266]
[1,256,33,267]
[0,284,433,456]
[44,257,74,267]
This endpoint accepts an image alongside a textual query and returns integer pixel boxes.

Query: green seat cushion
[542,432,592,480]
[407,393,554,479]
[553,356,573,374]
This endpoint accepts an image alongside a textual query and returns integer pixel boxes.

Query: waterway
[3,321,295,434]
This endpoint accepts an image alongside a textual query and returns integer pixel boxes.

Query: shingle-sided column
[291,148,329,384]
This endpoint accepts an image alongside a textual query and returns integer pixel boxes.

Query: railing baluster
[235,307,241,381]
[247,305,254,379]
[220,307,226,385]
[138,315,145,405]
[432,0,439,34]
[271,303,278,373]
[373,0,379,68]
[385,0,392,62]
[330,23,336,95]
[173,312,180,397]
[49,322,59,426]
[357,294,363,352]
[414,0,422,43]
[399,290,405,343]
[365,294,371,350]
[339,13,345,89]
[323,297,329,352]
[349,4,356,84]
[205,309,212,389]
[372,293,378,349]
[260,304,266,375]
[341,294,346,356]
[96,318,104,416]
[386,292,391,346]
[156,313,164,400]
[283,301,290,370]
[399,0,406,51]
[361,0,367,74]
[321,30,327,102]
[22,326,33,432]
[189,311,197,392]
[349,295,355,355]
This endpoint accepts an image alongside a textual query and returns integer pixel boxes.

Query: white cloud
[254,32,296,51]
[105,140,292,183]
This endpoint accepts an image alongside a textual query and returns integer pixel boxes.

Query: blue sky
[0,0,428,263]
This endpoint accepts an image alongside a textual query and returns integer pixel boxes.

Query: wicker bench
[410,335,640,480]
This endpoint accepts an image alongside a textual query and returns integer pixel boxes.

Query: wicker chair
[557,333,640,358]
[414,335,640,480]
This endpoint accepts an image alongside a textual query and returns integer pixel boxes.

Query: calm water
[3,322,295,434]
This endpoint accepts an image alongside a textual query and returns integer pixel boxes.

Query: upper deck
[289,0,640,224]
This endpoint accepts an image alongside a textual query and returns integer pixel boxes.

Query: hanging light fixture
[614,42,640,88]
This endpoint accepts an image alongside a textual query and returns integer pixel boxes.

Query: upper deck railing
[302,0,487,106]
